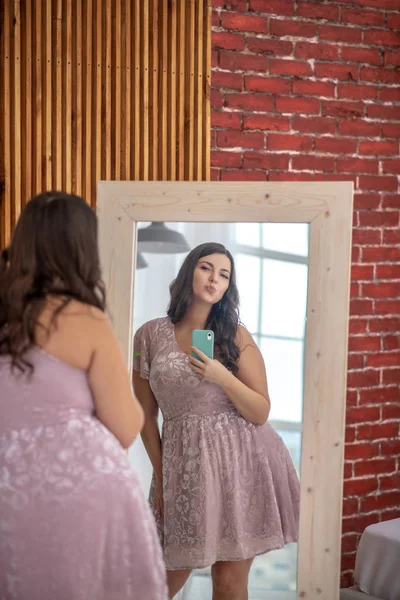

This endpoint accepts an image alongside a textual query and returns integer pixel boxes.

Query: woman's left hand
[189,346,232,387]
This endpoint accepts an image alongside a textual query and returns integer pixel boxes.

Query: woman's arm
[190,326,270,426]
[132,371,163,482]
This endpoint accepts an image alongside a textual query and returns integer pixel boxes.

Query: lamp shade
[136,252,148,269]
[138,222,190,254]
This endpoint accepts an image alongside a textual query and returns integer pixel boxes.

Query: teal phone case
[191,329,214,361]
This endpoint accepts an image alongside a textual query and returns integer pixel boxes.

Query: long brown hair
[167,242,241,374]
[0,191,106,372]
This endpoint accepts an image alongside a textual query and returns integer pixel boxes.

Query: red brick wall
[211,0,400,587]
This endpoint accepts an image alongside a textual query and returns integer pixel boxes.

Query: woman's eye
[221,274,229,280]
[200,266,209,271]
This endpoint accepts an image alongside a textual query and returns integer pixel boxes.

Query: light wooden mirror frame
[97,180,354,600]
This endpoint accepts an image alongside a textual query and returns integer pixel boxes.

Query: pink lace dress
[133,316,300,570]
[0,348,168,600]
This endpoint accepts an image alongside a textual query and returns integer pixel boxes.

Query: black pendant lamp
[138,222,190,254]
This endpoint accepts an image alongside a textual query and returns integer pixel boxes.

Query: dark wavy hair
[167,242,241,374]
[0,191,106,372]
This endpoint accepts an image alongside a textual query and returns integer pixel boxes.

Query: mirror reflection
[130,222,309,600]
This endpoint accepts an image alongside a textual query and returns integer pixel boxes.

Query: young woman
[0,192,168,600]
[133,242,300,600]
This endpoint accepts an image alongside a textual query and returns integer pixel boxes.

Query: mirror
[129,221,309,598]
[97,180,354,600]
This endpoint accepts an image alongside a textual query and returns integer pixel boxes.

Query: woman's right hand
[154,475,164,518]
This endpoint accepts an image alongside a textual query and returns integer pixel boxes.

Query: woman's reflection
[133,242,300,600]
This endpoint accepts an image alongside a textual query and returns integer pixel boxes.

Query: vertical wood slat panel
[0,0,211,247]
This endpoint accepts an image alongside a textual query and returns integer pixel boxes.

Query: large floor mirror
[97,181,353,600]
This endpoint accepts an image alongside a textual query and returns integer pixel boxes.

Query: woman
[0,192,168,600]
[133,242,300,600]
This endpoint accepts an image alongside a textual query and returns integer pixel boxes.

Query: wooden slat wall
[0,0,211,248]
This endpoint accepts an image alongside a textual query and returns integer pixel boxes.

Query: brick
[213,31,245,51]
[346,425,356,443]
[341,551,357,570]
[212,0,247,9]
[341,7,385,27]
[339,119,381,137]
[351,265,374,281]
[357,422,399,441]
[212,70,243,90]
[352,245,361,263]
[383,159,400,174]
[343,478,378,496]
[247,38,293,56]
[338,158,378,174]
[211,168,220,181]
[351,282,361,298]
[245,75,290,94]
[220,169,268,181]
[211,150,242,168]
[380,87,400,102]
[224,93,274,112]
[361,492,400,513]
[219,51,268,73]
[342,501,359,519]
[292,116,336,134]
[244,114,291,131]
[385,50,400,67]
[380,473,400,491]
[211,89,224,109]
[359,176,398,192]
[270,18,317,38]
[359,212,398,228]
[347,390,359,406]
[315,137,357,154]
[268,171,315,181]
[295,41,339,61]
[387,14,400,30]
[323,100,364,118]
[320,25,363,44]
[338,83,378,100]
[364,29,400,48]
[217,130,264,149]
[375,299,400,313]
[349,355,364,371]
[384,337,400,352]
[347,406,380,425]
[242,152,289,170]
[221,12,268,33]
[293,79,335,97]
[381,436,400,454]
[292,155,335,172]
[382,194,400,208]
[341,534,359,554]
[349,318,368,334]
[350,299,373,316]
[361,66,400,84]
[213,10,220,27]
[352,229,381,244]
[341,0,400,8]
[355,458,397,478]
[315,62,359,81]
[269,58,312,77]
[276,96,319,114]
[382,230,400,245]
[382,123,400,138]
[341,46,382,66]
[363,282,400,299]
[348,336,380,352]
[297,1,340,20]
[211,111,242,129]
[248,0,295,15]
[212,49,218,68]
[361,140,399,157]
[345,441,380,460]
[267,133,313,151]
[363,246,400,262]
[354,193,381,210]
[366,352,400,368]
[367,104,400,120]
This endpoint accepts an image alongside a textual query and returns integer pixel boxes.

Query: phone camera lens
[207,333,211,340]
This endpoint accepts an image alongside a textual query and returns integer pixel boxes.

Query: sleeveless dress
[0,348,168,600]
[133,316,300,571]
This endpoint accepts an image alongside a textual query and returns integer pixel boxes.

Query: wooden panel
[0,0,211,247]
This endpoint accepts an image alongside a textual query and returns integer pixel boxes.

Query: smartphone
[191,329,214,361]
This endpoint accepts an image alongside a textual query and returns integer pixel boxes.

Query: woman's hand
[189,346,232,388]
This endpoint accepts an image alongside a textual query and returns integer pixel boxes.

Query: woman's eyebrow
[199,260,231,274]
